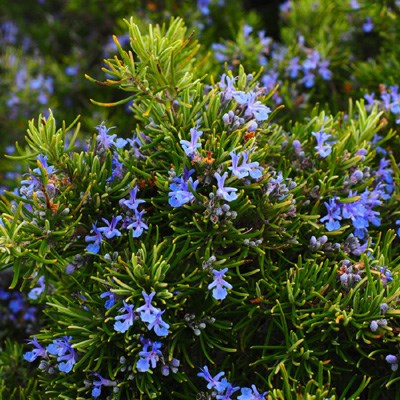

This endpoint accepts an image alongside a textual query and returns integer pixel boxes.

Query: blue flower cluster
[168,168,199,207]
[365,85,400,124]
[113,291,170,336]
[198,366,267,399]
[0,287,37,326]
[212,23,333,108]
[24,336,77,373]
[320,156,393,240]
[85,186,148,253]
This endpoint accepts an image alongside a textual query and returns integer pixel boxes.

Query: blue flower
[23,336,47,362]
[91,372,117,399]
[98,216,123,239]
[214,172,238,202]
[197,366,228,392]
[234,92,271,122]
[28,275,46,300]
[180,127,203,158]
[320,197,342,231]
[85,223,103,254]
[33,154,56,175]
[312,130,335,158]
[20,173,41,197]
[96,122,117,150]
[147,309,170,336]
[229,151,263,180]
[375,158,394,198]
[127,134,146,160]
[208,268,232,300]
[136,291,159,323]
[219,74,238,101]
[119,186,145,210]
[100,291,116,309]
[238,385,268,400]
[212,43,228,63]
[168,169,199,207]
[380,267,393,287]
[318,60,332,80]
[302,71,315,88]
[107,153,125,182]
[126,209,149,238]
[216,383,240,399]
[46,336,76,373]
[114,301,135,333]
[363,17,374,33]
[136,338,162,372]
[197,0,211,15]
[287,56,301,78]
[386,355,399,371]
[9,293,24,313]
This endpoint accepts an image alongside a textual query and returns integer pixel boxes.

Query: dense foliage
[2,1,400,399]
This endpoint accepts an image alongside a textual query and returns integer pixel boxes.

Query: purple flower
[126,209,149,238]
[180,127,203,158]
[229,151,263,179]
[212,43,229,63]
[320,197,342,231]
[287,56,301,78]
[107,153,125,181]
[363,17,374,33]
[197,0,211,15]
[312,130,335,158]
[46,336,76,373]
[33,154,55,175]
[386,354,399,371]
[302,71,315,88]
[100,291,116,309]
[216,383,240,399]
[215,172,238,202]
[91,372,117,399]
[303,51,320,70]
[9,293,25,313]
[147,309,170,336]
[234,92,271,122]
[23,337,47,362]
[208,268,232,300]
[28,275,46,300]
[136,291,159,323]
[198,366,228,392]
[168,169,199,207]
[380,267,393,287]
[219,74,238,101]
[98,216,122,239]
[238,385,268,399]
[20,173,41,197]
[120,186,145,211]
[318,60,332,80]
[85,223,103,254]
[114,301,135,333]
[136,338,162,372]
[96,121,117,150]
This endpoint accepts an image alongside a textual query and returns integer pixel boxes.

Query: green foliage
[2,5,400,400]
